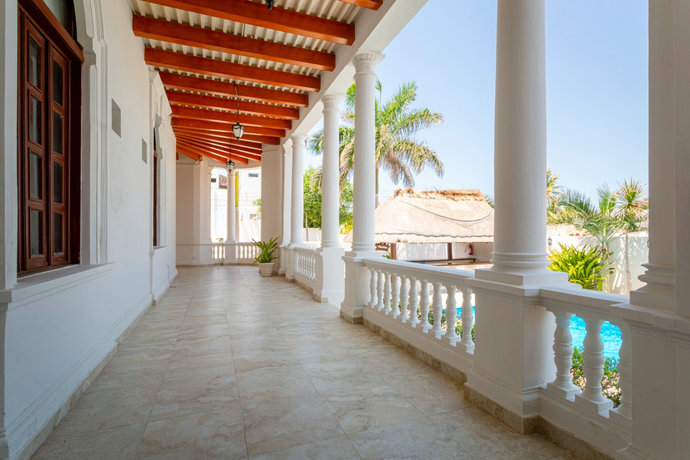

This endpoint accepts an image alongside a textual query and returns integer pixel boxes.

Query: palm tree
[308,81,444,204]
[546,169,562,225]
[559,186,625,292]
[614,179,648,294]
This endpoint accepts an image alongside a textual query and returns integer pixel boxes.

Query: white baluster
[419,280,431,333]
[575,317,613,415]
[409,277,420,327]
[376,270,385,311]
[384,271,392,314]
[369,267,378,309]
[458,286,474,353]
[399,276,410,322]
[546,311,579,399]
[444,285,459,345]
[612,323,632,420]
[431,282,444,338]
[391,274,401,318]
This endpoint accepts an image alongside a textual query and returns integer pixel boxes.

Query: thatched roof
[347,188,494,244]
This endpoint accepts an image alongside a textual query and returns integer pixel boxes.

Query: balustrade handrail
[540,286,629,321]
[294,246,318,255]
[363,257,475,285]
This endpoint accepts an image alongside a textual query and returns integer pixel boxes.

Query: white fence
[358,257,631,456]
[294,247,318,291]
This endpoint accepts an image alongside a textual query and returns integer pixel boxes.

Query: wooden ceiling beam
[166,90,300,120]
[160,72,309,107]
[338,0,383,10]
[177,142,249,164]
[172,119,281,145]
[133,15,335,72]
[171,104,291,130]
[176,135,263,159]
[144,0,355,45]
[146,48,320,92]
[178,138,258,162]
[176,134,262,154]
[173,128,264,151]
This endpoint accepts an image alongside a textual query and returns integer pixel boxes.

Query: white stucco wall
[0,1,178,457]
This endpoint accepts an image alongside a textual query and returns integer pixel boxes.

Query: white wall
[0,1,178,458]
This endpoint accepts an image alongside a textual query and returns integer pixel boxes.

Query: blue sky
[306,0,649,202]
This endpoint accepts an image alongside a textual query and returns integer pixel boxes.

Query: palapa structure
[371,188,495,244]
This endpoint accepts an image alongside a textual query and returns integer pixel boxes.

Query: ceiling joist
[145,48,321,92]
[166,90,300,120]
[173,128,265,151]
[339,0,383,10]
[172,119,281,145]
[143,0,355,45]
[171,104,291,131]
[175,134,264,158]
[160,72,309,107]
[176,142,246,164]
[177,138,260,162]
[133,15,336,72]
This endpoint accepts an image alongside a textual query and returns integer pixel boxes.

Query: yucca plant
[252,237,279,265]
[548,243,614,291]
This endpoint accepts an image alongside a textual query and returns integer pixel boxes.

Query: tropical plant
[558,186,625,278]
[308,81,445,205]
[571,347,620,407]
[251,237,279,265]
[548,243,614,291]
[546,169,563,224]
[483,194,494,209]
[302,167,354,231]
[252,198,261,218]
[613,179,648,294]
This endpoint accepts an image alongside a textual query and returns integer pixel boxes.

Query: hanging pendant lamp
[232,83,244,141]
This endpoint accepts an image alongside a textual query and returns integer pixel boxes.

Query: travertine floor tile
[164,351,234,382]
[349,419,472,460]
[236,364,316,404]
[249,436,361,460]
[242,394,344,456]
[33,424,145,460]
[320,384,425,434]
[136,408,246,460]
[386,371,469,416]
[150,374,239,421]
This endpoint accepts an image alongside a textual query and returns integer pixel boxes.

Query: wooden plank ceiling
[130,0,381,164]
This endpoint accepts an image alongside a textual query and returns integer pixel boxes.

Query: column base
[340,253,378,321]
[630,263,676,311]
[314,247,344,307]
[616,445,656,460]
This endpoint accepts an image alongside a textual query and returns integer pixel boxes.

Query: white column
[340,52,383,323]
[278,146,292,276]
[290,134,306,246]
[351,53,382,254]
[226,170,236,243]
[314,93,346,306]
[630,0,676,311]
[321,93,345,249]
[480,0,554,283]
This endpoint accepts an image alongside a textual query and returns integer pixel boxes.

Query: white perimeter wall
[0,1,178,457]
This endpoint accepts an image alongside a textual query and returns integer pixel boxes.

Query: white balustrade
[419,280,431,332]
[294,247,318,290]
[541,288,632,424]
[458,286,474,353]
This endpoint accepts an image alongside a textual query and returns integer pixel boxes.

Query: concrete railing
[357,258,632,457]
[222,242,259,265]
[294,246,318,291]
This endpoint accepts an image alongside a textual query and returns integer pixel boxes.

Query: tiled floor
[32,266,580,460]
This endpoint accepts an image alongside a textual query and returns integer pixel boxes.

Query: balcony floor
[33,266,579,460]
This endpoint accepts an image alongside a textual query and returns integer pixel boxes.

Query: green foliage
[308,81,445,194]
[302,166,354,231]
[252,198,261,218]
[571,347,620,407]
[483,194,494,209]
[252,237,279,265]
[548,243,613,291]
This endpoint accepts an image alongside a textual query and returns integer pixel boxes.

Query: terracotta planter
[258,262,275,277]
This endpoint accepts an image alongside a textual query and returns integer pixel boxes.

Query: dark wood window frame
[18,0,83,274]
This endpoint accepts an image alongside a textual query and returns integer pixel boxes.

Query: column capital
[291,133,308,146]
[353,52,384,75]
[322,93,345,111]
[228,169,237,178]
[283,145,293,157]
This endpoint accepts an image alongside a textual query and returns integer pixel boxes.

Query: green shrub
[571,347,620,407]
[548,243,614,291]
[252,237,279,265]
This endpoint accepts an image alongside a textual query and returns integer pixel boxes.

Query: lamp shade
[232,121,244,140]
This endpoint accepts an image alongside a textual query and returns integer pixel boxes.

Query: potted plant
[252,237,279,277]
